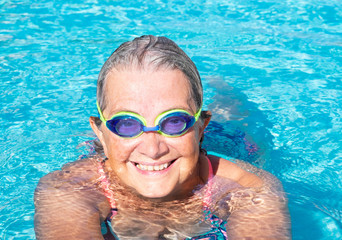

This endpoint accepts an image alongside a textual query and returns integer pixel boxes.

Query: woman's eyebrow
[107,106,194,117]
[105,108,139,117]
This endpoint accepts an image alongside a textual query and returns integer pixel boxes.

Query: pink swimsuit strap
[97,155,214,220]
[203,155,214,208]
[97,161,118,219]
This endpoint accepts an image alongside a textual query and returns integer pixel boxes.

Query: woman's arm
[212,156,291,239]
[34,161,110,240]
[226,185,291,239]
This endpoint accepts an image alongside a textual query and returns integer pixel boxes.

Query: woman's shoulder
[34,157,111,238]
[208,152,264,188]
[34,156,110,218]
[36,157,101,191]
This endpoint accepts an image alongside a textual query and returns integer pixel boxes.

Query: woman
[34,35,291,239]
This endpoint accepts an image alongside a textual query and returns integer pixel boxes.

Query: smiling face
[91,67,207,199]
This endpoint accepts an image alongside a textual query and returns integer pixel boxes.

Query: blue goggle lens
[107,116,143,138]
[159,112,193,136]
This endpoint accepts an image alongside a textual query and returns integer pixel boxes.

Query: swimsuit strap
[97,161,118,220]
[203,155,214,208]
[201,155,228,240]
[207,155,214,180]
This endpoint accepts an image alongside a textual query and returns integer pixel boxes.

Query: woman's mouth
[134,160,176,172]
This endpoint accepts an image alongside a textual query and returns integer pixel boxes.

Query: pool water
[1,0,341,239]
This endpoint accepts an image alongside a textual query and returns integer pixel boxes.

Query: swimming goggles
[96,102,202,138]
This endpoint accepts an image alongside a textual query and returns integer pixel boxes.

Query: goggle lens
[107,116,143,138]
[160,113,192,136]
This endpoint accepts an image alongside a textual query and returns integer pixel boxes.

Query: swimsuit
[97,154,228,239]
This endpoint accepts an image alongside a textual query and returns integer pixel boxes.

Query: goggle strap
[96,101,107,123]
[194,107,202,121]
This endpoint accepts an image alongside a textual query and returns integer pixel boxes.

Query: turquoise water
[1,0,341,239]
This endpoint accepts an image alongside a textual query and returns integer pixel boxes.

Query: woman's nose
[136,132,169,159]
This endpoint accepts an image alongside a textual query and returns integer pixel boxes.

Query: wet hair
[96,35,203,114]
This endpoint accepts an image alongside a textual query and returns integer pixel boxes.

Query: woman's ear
[203,110,212,129]
[89,116,108,156]
[198,110,212,137]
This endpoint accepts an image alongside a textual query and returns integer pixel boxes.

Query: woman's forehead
[103,68,195,115]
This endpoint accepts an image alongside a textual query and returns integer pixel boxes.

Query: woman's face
[91,67,207,199]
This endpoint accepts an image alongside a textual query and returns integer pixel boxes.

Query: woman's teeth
[136,163,169,171]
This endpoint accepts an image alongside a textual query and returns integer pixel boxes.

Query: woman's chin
[136,187,174,200]
[130,182,184,201]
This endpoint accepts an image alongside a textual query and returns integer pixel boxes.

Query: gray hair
[96,35,203,113]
